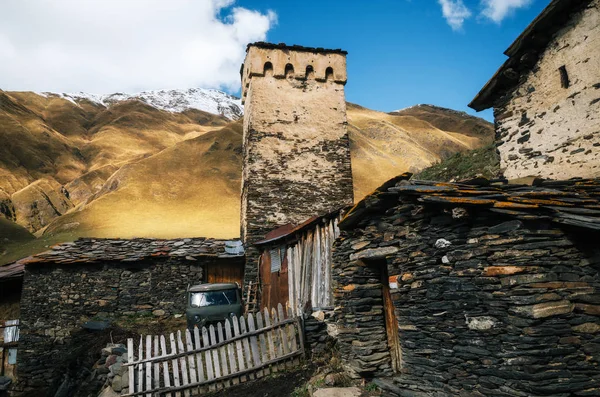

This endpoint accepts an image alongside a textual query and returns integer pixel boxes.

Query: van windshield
[190,289,238,308]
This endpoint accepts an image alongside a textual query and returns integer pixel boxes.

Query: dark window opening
[285,63,294,78]
[264,61,273,77]
[305,65,315,79]
[325,67,334,81]
[559,65,570,88]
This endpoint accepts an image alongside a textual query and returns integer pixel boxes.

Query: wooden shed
[255,209,344,316]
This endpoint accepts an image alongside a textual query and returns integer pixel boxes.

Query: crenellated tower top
[241,42,348,104]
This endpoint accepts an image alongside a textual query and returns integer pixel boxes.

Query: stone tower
[240,42,354,291]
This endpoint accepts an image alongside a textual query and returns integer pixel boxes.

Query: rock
[312,387,361,397]
[111,375,124,392]
[572,323,600,334]
[109,362,125,376]
[513,300,574,319]
[483,266,526,276]
[452,207,468,219]
[350,246,398,261]
[105,354,118,368]
[98,386,120,397]
[434,238,452,248]
[351,241,370,250]
[466,316,499,331]
[152,309,166,317]
[488,220,523,234]
[111,346,127,356]
[312,311,325,322]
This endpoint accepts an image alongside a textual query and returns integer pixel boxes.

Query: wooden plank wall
[206,261,244,286]
[286,217,340,316]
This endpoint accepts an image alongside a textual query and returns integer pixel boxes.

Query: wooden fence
[124,303,304,396]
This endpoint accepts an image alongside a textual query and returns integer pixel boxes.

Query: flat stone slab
[313,387,362,397]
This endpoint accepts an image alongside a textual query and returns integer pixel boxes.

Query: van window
[190,289,238,307]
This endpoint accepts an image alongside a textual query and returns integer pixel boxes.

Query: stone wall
[13,257,239,396]
[240,44,354,293]
[494,0,600,179]
[332,202,600,395]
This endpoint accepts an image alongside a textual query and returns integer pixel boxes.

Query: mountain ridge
[0,88,494,264]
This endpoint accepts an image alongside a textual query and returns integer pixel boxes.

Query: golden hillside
[0,91,493,263]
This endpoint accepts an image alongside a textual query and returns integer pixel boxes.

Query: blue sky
[0,0,550,123]
[237,0,551,121]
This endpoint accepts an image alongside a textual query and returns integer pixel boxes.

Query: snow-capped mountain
[39,88,244,120]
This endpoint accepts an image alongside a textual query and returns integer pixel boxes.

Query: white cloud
[0,0,276,93]
[438,0,473,31]
[480,0,533,23]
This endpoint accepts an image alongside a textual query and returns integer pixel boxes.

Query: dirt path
[207,365,316,397]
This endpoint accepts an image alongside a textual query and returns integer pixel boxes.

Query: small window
[305,65,315,79]
[270,245,285,273]
[264,61,273,77]
[285,63,294,78]
[558,65,569,88]
[325,67,334,81]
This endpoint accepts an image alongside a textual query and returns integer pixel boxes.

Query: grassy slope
[0,95,494,265]
[415,143,500,181]
[42,122,244,240]
[348,103,494,199]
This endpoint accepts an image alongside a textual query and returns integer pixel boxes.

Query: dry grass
[0,93,493,263]
[347,103,493,200]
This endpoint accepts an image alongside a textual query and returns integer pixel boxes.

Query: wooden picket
[123,303,304,397]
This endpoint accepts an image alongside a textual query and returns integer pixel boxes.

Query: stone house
[469,0,600,180]
[331,173,600,395]
[12,237,243,395]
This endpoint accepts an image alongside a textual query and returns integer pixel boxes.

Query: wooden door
[206,261,244,286]
[259,248,289,311]
[381,261,402,372]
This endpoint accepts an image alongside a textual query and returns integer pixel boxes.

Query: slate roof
[0,238,244,281]
[0,262,26,282]
[469,0,594,111]
[340,173,600,231]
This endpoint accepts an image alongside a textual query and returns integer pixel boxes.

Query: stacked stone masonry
[240,43,354,295]
[493,0,600,179]
[13,238,243,396]
[332,175,600,396]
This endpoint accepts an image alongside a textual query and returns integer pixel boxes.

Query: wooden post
[239,316,254,380]
[138,336,143,394]
[177,331,190,397]
[232,315,247,382]
[263,307,277,373]
[127,338,135,395]
[247,313,262,377]
[153,336,160,391]
[169,333,181,397]
[193,326,205,388]
[217,323,230,387]
[256,311,270,376]
[145,335,152,397]
[159,335,171,397]
[202,326,215,392]
[185,329,198,387]
[224,319,238,385]
[209,325,222,388]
